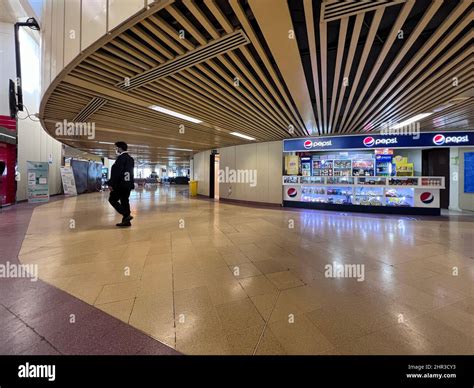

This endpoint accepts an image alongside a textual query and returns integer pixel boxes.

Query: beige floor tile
[20,189,474,356]
[96,298,135,323]
[207,282,248,306]
[254,327,287,355]
[221,252,251,266]
[239,275,278,296]
[229,262,262,279]
[215,298,265,335]
[336,322,443,355]
[173,270,207,291]
[250,292,279,321]
[424,305,474,338]
[267,271,304,290]
[174,286,214,313]
[269,314,334,355]
[306,306,371,346]
[226,325,264,355]
[95,280,141,305]
[252,259,288,275]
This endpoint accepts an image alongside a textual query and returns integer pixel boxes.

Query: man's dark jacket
[108,152,134,190]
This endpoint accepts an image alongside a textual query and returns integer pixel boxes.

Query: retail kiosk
[283,131,474,215]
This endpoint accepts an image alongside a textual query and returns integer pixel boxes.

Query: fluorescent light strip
[230,132,255,141]
[98,141,114,145]
[149,105,202,124]
[167,147,193,152]
[0,133,16,140]
[391,113,432,129]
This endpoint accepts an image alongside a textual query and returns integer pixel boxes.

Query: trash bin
[189,180,198,196]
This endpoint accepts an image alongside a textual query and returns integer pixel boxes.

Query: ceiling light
[98,141,114,145]
[230,132,256,141]
[0,133,16,140]
[391,113,432,129]
[167,147,193,152]
[149,105,202,124]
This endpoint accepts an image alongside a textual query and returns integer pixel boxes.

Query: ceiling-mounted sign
[283,131,474,152]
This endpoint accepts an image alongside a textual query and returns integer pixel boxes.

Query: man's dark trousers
[109,188,132,218]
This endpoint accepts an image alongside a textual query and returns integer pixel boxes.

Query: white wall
[193,141,283,204]
[17,28,63,201]
[0,23,16,116]
[449,148,460,211]
[0,21,63,201]
[193,150,210,196]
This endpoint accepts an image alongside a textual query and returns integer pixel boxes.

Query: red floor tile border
[0,199,180,356]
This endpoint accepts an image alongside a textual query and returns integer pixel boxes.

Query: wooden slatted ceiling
[40,0,473,164]
[298,0,473,135]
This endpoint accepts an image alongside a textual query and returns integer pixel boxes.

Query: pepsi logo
[287,188,298,198]
[433,134,445,146]
[303,140,313,149]
[363,137,375,147]
[420,192,434,204]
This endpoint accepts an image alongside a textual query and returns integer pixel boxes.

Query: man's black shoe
[122,215,134,223]
[116,221,132,227]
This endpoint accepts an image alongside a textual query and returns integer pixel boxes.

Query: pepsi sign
[433,134,469,146]
[303,140,333,149]
[287,187,298,198]
[283,131,474,152]
[363,137,398,147]
[420,192,434,204]
[363,137,375,147]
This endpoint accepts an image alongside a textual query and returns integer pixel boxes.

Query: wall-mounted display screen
[464,152,474,193]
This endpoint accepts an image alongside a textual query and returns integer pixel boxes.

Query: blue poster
[464,153,474,193]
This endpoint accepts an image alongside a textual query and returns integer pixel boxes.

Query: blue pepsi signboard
[283,131,474,152]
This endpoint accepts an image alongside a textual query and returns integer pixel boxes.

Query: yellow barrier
[189,180,198,196]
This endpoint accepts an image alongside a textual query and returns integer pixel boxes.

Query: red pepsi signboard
[283,131,474,152]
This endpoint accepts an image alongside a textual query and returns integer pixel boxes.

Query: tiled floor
[0,200,178,355]
[15,186,474,355]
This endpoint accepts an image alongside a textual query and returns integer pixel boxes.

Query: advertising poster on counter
[60,166,78,196]
[27,161,50,203]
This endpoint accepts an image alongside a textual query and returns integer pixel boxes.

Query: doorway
[209,153,220,200]
[422,148,450,209]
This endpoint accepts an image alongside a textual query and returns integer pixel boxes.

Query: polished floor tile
[16,187,474,355]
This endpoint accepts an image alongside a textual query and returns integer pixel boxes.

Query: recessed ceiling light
[391,113,432,129]
[230,132,256,141]
[167,147,193,152]
[149,105,202,124]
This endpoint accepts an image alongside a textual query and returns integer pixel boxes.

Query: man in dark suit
[108,141,135,227]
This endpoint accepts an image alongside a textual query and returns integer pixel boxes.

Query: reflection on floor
[19,186,474,355]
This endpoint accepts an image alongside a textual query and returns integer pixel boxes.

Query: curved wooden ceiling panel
[40,0,473,164]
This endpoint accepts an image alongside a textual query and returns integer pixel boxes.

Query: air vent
[73,97,107,122]
[117,30,250,90]
[322,0,406,22]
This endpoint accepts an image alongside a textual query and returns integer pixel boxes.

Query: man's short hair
[115,141,128,151]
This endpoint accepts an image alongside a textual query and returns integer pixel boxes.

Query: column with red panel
[0,115,17,206]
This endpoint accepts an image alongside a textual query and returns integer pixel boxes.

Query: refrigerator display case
[312,159,333,176]
[375,154,393,176]
[282,176,445,215]
[353,187,384,206]
[301,157,312,177]
[333,159,352,176]
[352,160,374,176]
[385,188,414,207]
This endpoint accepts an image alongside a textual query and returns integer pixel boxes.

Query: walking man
[108,141,134,227]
